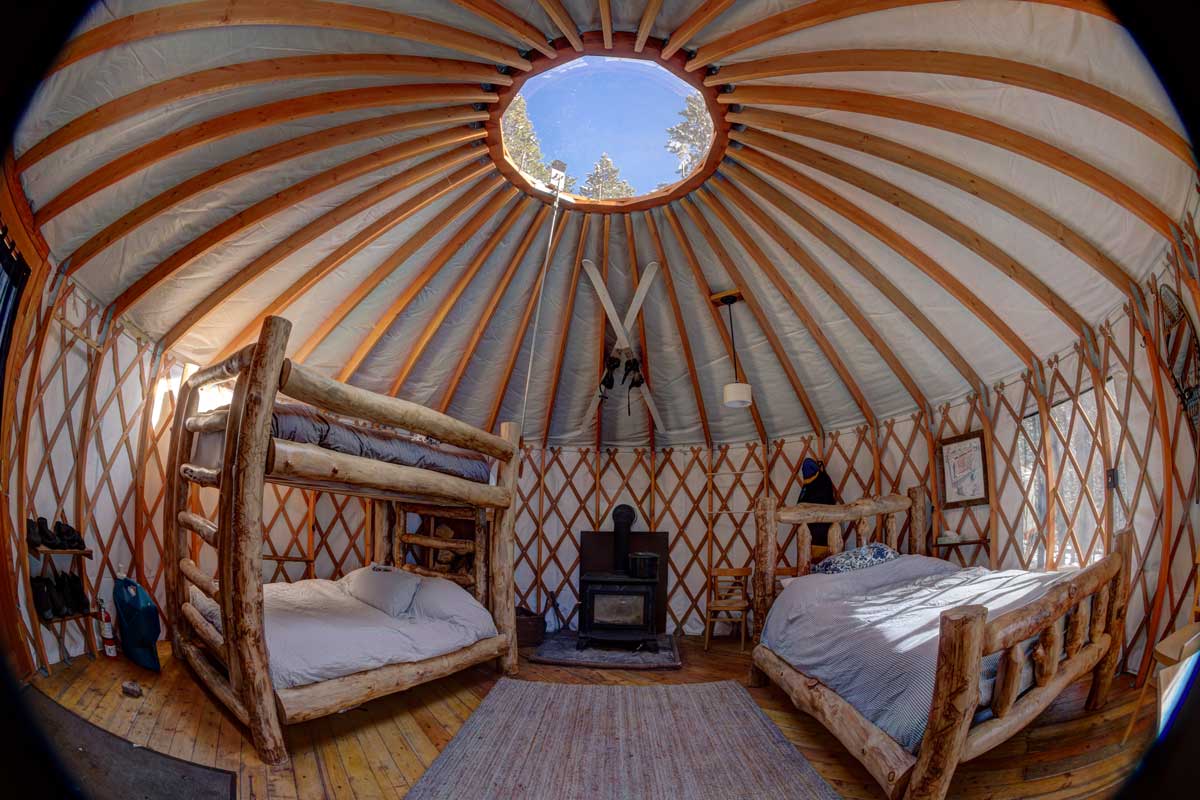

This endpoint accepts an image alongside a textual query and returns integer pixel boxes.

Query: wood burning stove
[577,504,666,651]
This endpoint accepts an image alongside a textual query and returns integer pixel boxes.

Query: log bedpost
[220,315,290,765]
[753,495,778,642]
[905,604,987,800]
[473,508,488,606]
[370,500,397,565]
[1086,527,1133,710]
[908,485,928,556]
[490,421,521,675]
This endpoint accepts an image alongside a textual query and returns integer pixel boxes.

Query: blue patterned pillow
[812,542,899,575]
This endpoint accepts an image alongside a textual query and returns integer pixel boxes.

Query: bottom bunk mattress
[190,568,497,689]
[760,555,1071,754]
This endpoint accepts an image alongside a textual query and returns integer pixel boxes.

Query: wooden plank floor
[31,637,1155,799]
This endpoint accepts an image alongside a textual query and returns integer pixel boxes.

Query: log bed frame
[163,316,521,765]
[750,489,1132,800]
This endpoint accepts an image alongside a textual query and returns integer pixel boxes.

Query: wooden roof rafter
[725,145,1039,371]
[727,108,1137,295]
[37,83,497,226]
[163,145,494,353]
[291,172,506,363]
[389,196,536,396]
[447,0,557,59]
[51,0,533,73]
[635,0,665,53]
[718,157,982,391]
[439,204,552,413]
[730,129,1094,340]
[534,0,584,52]
[643,210,711,447]
[64,105,490,277]
[694,185,878,427]
[484,212,574,433]
[599,0,614,49]
[678,195,825,441]
[541,215,593,446]
[108,127,490,319]
[720,86,1176,238]
[707,49,1191,166]
[707,174,928,411]
[214,159,493,363]
[595,215,612,449]
[624,214,655,449]
[335,185,521,382]
[661,204,766,443]
[661,0,736,60]
[685,0,1117,73]
[17,53,510,174]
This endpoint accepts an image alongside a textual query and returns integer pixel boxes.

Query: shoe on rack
[66,574,89,614]
[37,517,60,550]
[48,575,71,617]
[25,519,42,551]
[53,521,85,551]
[30,577,55,621]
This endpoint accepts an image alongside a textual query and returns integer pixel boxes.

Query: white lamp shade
[723,382,752,408]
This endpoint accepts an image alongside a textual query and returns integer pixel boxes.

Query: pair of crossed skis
[574,257,667,436]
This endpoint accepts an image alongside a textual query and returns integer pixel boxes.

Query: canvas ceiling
[11,0,1195,447]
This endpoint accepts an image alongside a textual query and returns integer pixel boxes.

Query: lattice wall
[3,281,1198,673]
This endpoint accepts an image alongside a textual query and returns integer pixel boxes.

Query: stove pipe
[611,504,635,574]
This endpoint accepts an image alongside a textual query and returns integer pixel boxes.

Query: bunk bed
[750,489,1131,800]
[163,316,521,765]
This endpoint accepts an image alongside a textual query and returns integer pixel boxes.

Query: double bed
[751,491,1131,800]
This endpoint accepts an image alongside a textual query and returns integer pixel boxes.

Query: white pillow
[778,576,798,589]
[410,575,496,634]
[341,564,421,617]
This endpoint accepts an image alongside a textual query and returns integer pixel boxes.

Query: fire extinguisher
[99,599,117,658]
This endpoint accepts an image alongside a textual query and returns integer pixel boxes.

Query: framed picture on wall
[937,430,990,509]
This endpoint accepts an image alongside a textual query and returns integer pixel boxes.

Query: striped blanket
[761,555,1065,753]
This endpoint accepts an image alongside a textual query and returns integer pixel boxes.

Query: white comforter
[191,575,497,689]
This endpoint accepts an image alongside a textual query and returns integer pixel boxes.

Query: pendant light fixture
[721,294,752,408]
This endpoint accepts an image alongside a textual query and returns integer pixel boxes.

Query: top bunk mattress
[760,555,1069,754]
[192,402,493,483]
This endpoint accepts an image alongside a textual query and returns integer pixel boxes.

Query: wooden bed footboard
[750,491,1132,800]
[165,316,522,764]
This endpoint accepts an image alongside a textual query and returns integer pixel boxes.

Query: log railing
[752,487,1132,800]
[165,315,521,765]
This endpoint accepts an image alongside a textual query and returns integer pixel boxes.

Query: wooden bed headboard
[752,486,928,638]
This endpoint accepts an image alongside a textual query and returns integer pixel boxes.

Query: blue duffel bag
[112,576,161,672]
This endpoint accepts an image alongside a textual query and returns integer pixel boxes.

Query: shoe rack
[32,545,98,673]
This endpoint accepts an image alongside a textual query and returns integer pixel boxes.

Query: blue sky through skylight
[519,56,697,194]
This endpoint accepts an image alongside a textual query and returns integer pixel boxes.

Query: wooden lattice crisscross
[537,447,598,626]
[990,380,1047,570]
[1043,351,1108,568]
[652,446,710,632]
[876,412,933,554]
[312,492,367,580]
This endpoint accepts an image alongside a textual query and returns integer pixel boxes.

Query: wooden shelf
[38,610,97,626]
[933,539,988,549]
[35,546,93,558]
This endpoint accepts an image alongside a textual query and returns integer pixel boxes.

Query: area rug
[529,632,682,670]
[405,678,840,800]
[22,686,236,800]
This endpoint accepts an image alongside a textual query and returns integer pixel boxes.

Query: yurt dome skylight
[499,56,715,204]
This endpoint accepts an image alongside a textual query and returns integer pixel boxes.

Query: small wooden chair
[704,567,752,651]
